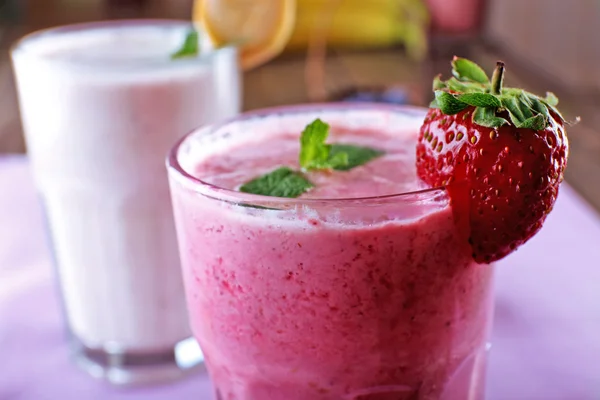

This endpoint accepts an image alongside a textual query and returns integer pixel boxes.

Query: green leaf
[530,97,550,118]
[500,94,547,129]
[299,119,332,170]
[502,88,522,96]
[433,74,446,90]
[517,94,534,119]
[472,107,509,128]
[532,91,563,120]
[434,91,469,115]
[544,92,559,106]
[171,30,199,59]
[519,92,533,107]
[329,144,385,171]
[298,119,384,172]
[432,58,562,130]
[451,57,490,84]
[327,151,349,170]
[517,114,547,130]
[446,77,487,93]
[547,104,565,121]
[500,96,527,125]
[456,93,501,108]
[240,167,313,198]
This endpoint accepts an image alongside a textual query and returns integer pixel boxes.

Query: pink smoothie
[169,108,494,400]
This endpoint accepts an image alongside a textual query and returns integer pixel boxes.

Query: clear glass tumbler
[167,105,494,399]
[11,20,240,385]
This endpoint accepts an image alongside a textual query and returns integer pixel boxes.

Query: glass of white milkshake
[10,20,240,385]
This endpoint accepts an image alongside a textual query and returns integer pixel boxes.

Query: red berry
[417,58,569,263]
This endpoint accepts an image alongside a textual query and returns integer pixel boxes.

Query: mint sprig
[299,119,348,170]
[299,119,384,171]
[431,56,565,129]
[329,144,384,171]
[239,119,385,198]
[171,30,199,60]
[239,167,313,198]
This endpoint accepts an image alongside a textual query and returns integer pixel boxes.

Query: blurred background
[1,0,598,211]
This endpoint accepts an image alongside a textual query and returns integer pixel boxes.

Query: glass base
[71,336,205,386]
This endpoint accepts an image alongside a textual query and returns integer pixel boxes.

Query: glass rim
[166,103,447,206]
[10,19,236,68]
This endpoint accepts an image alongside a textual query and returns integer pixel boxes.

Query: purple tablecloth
[1,155,599,400]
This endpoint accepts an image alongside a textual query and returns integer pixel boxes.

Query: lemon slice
[194,0,297,70]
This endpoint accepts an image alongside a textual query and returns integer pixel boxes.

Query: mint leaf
[239,119,385,198]
[299,119,333,170]
[451,57,489,84]
[299,119,384,171]
[327,151,350,170]
[240,167,313,198]
[329,144,384,171]
[472,107,509,128]
[171,30,199,59]
[456,93,501,108]
[434,91,469,115]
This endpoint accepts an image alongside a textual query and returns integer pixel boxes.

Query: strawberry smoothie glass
[167,104,494,400]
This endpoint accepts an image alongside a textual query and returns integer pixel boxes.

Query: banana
[285,0,429,59]
[287,10,403,49]
[296,0,401,13]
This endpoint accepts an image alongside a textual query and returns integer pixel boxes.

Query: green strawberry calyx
[430,56,564,130]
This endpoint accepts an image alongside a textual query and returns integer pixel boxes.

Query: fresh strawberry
[416,57,569,264]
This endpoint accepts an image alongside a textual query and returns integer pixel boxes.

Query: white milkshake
[11,20,240,384]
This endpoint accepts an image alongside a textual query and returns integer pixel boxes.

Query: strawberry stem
[491,61,505,95]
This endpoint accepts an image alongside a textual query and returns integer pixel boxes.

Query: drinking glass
[167,104,494,399]
[11,19,240,385]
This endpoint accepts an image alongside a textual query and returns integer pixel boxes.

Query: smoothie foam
[169,106,493,399]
